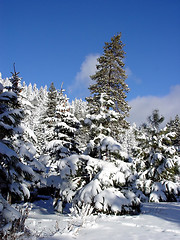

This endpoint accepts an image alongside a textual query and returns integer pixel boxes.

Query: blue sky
[0,0,180,125]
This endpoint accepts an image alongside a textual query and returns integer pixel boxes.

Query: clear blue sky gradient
[0,0,180,101]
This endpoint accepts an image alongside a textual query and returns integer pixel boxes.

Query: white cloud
[76,54,99,84]
[68,54,99,99]
[128,85,180,126]
[125,67,133,77]
[125,66,142,84]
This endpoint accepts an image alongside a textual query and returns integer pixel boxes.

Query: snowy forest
[0,34,180,239]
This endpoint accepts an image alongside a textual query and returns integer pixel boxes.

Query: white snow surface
[24,198,180,240]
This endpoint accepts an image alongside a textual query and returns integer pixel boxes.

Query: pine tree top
[10,63,22,94]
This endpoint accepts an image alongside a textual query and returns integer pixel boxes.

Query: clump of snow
[46,140,63,151]
[22,125,38,142]
[19,142,36,159]
[0,196,21,222]
[0,194,21,235]
[94,188,130,213]
[100,136,121,152]
[58,154,80,178]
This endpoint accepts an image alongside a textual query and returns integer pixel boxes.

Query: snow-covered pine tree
[0,74,24,202]
[132,114,180,202]
[40,86,81,211]
[12,69,46,197]
[56,149,140,215]
[0,70,41,235]
[54,91,80,156]
[45,87,81,175]
[84,92,120,158]
[166,115,180,148]
[54,92,140,215]
[40,82,59,152]
[0,70,43,204]
[46,82,57,119]
[10,63,22,95]
[119,123,138,158]
[19,84,38,144]
[71,98,88,152]
[7,76,50,198]
[31,85,48,155]
[88,33,130,131]
[71,98,88,121]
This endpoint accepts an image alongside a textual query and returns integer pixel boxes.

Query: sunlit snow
[24,198,180,240]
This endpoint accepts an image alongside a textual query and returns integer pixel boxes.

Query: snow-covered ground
[25,197,180,240]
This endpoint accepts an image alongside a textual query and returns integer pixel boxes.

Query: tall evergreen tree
[0,74,31,237]
[41,82,58,146]
[46,82,57,118]
[0,70,43,204]
[45,89,80,171]
[87,33,130,129]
